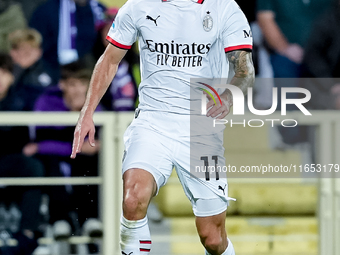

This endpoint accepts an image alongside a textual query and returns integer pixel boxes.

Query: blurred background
[0,0,339,254]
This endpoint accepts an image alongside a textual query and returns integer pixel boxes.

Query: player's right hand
[71,113,96,159]
[206,92,232,119]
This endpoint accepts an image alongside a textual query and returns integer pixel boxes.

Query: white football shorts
[122,110,234,217]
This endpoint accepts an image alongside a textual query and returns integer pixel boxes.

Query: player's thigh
[122,125,174,195]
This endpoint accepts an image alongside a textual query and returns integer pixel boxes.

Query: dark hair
[0,53,13,73]
[60,61,92,81]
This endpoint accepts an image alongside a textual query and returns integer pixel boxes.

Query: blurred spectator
[23,61,102,245]
[30,0,106,83]
[95,7,138,111]
[302,1,340,110]
[0,53,44,255]
[0,0,26,52]
[257,0,333,145]
[100,59,137,111]
[257,0,332,77]
[8,28,54,110]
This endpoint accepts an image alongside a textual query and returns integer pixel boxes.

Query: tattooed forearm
[222,50,255,105]
[227,50,255,91]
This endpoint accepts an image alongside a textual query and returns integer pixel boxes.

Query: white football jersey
[107,0,252,115]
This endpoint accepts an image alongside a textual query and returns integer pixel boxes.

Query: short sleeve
[106,1,137,50]
[257,0,274,12]
[222,1,253,53]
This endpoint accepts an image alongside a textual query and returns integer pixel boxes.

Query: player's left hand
[206,93,232,119]
[71,113,96,159]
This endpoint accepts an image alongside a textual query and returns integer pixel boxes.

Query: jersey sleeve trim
[224,45,253,53]
[106,36,132,50]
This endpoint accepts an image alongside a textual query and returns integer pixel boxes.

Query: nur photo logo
[199,83,312,128]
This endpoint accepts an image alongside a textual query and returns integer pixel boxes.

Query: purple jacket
[33,86,102,156]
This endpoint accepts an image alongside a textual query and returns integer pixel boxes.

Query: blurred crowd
[0,0,339,254]
[0,0,138,254]
[254,0,340,152]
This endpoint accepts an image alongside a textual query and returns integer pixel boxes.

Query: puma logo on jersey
[146,15,160,26]
[122,252,133,255]
[218,184,227,195]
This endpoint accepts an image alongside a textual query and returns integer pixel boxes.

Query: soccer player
[71,0,254,254]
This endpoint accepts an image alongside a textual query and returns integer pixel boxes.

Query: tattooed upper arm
[226,50,255,93]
